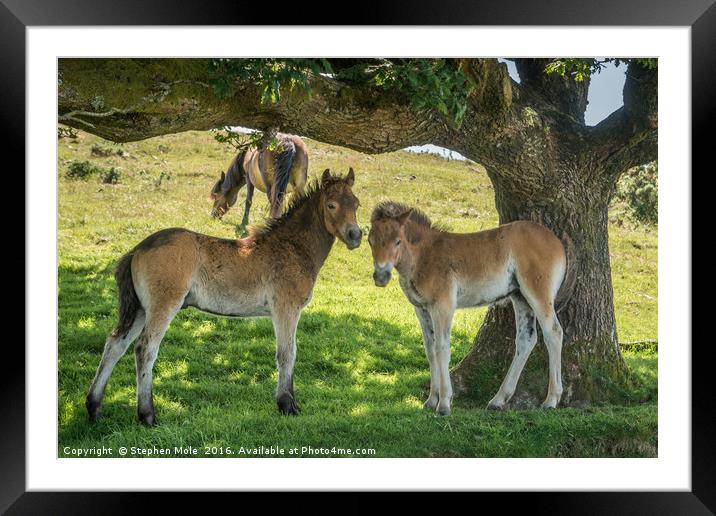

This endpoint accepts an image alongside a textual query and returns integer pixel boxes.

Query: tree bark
[57,58,657,406]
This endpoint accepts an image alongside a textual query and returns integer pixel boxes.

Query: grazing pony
[210,133,309,226]
[368,202,575,416]
[87,169,362,425]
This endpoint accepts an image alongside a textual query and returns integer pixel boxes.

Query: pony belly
[248,168,268,192]
[184,288,272,318]
[456,276,517,309]
[248,170,294,194]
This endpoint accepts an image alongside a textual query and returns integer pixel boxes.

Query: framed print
[4,0,712,512]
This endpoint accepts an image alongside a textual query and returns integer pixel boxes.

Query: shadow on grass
[58,262,444,431]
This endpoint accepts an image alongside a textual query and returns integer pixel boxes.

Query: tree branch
[603,128,657,178]
[512,58,590,124]
[588,61,658,164]
[58,58,451,153]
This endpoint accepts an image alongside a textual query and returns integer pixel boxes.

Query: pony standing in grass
[210,133,309,226]
[87,169,362,425]
[368,202,575,416]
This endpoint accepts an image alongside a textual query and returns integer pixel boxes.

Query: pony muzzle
[373,263,393,287]
[211,204,227,219]
[343,224,363,250]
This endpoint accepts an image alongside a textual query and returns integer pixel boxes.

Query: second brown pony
[368,202,575,416]
[210,133,309,225]
[87,169,362,425]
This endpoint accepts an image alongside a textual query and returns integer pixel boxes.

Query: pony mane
[248,175,344,240]
[214,150,246,195]
[371,201,439,230]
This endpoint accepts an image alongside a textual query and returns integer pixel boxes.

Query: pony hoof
[540,401,558,409]
[436,407,451,417]
[486,402,504,411]
[423,398,438,410]
[278,394,300,416]
[138,411,157,426]
[235,225,249,238]
[86,398,102,421]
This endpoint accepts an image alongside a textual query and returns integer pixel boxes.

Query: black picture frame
[3,0,710,513]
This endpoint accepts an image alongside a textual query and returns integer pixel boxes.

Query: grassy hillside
[57,130,657,457]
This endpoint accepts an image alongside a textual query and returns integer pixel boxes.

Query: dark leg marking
[86,396,102,421]
[138,406,157,426]
[277,392,300,416]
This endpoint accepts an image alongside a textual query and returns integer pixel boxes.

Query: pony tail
[555,233,577,313]
[112,252,141,338]
[271,139,297,208]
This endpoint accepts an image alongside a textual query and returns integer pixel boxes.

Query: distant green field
[58,130,657,458]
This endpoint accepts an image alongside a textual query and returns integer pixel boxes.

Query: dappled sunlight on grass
[211,353,230,367]
[186,320,217,338]
[106,386,135,404]
[153,395,186,418]
[59,398,76,427]
[349,403,371,417]
[156,360,189,381]
[226,370,254,385]
[77,316,96,330]
[363,372,397,386]
[402,396,424,410]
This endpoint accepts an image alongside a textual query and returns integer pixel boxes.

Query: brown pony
[210,133,309,226]
[368,202,575,416]
[87,169,362,425]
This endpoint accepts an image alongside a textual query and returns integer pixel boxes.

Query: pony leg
[414,306,439,410]
[536,308,564,408]
[487,293,538,410]
[428,301,455,416]
[240,181,254,228]
[86,310,146,420]
[134,304,180,425]
[272,307,301,415]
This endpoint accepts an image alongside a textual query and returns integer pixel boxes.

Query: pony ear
[346,167,355,186]
[210,179,220,197]
[397,208,413,226]
[321,169,332,187]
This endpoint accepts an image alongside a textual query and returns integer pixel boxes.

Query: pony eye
[395,239,401,246]
[327,203,337,210]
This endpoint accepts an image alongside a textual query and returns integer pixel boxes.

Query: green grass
[58,130,657,457]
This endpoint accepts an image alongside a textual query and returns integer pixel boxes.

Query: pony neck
[224,151,246,192]
[302,193,336,267]
[395,221,432,277]
[264,190,335,271]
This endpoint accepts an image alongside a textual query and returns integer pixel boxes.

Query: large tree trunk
[57,58,657,407]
